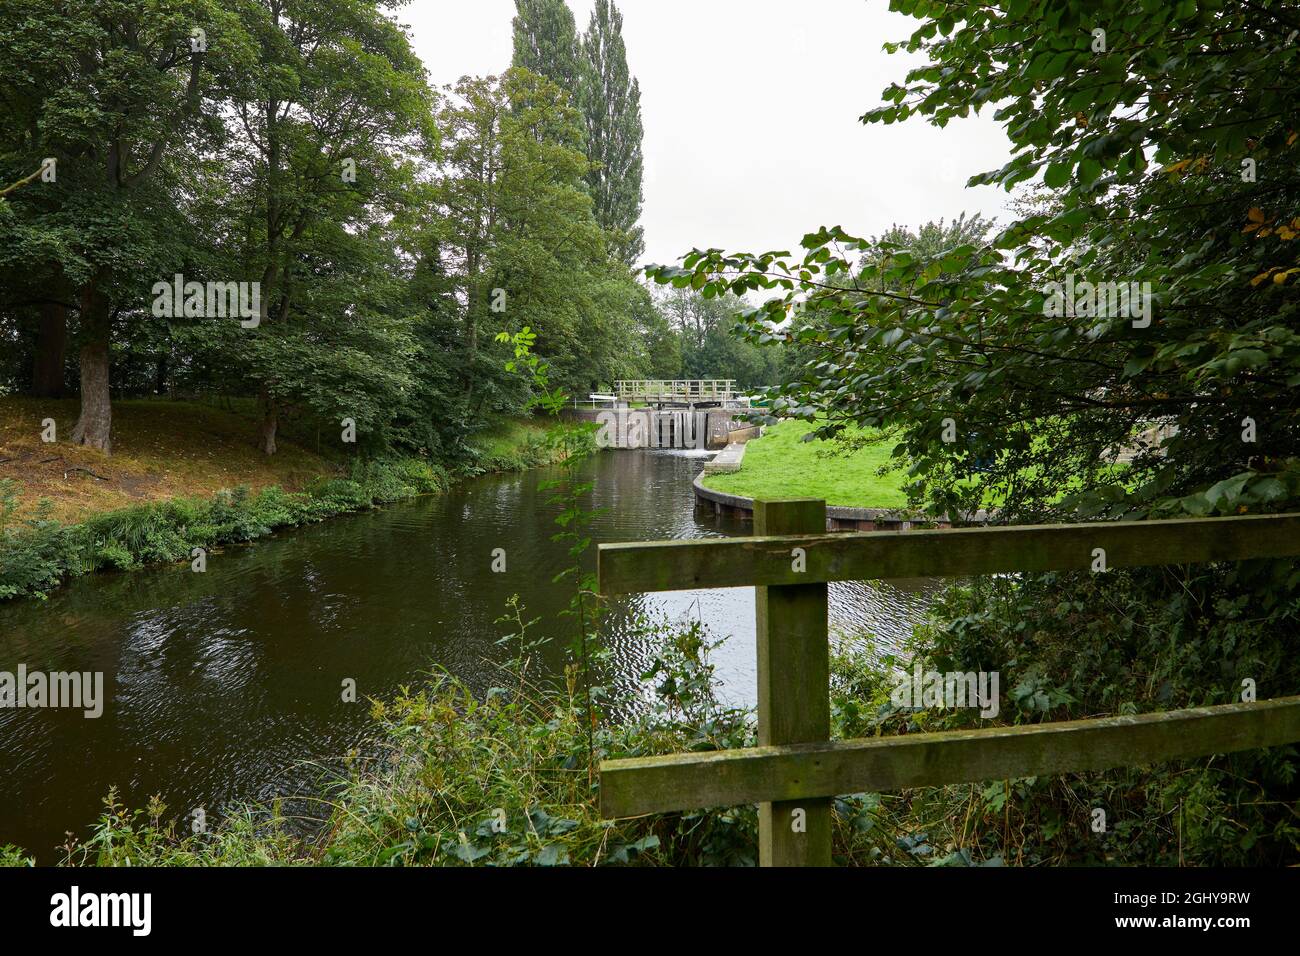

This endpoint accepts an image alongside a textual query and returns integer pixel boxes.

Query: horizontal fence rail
[613,379,738,402]
[598,513,1300,594]
[595,504,1300,865]
[600,695,1300,818]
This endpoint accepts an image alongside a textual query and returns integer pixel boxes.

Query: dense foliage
[656,1,1300,526]
[0,0,755,460]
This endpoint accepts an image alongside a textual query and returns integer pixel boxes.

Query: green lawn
[702,420,910,508]
[702,419,1140,512]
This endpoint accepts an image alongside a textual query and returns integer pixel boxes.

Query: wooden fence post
[754,499,832,866]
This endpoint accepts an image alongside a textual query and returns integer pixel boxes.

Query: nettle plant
[496,326,606,771]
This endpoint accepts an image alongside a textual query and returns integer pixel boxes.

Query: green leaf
[1043,161,1072,189]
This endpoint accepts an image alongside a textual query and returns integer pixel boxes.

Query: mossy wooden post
[754,498,831,867]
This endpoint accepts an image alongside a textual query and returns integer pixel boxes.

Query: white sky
[402,0,1016,269]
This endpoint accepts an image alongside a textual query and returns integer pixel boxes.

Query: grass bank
[701,420,910,508]
[0,398,338,525]
[0,398,575,602]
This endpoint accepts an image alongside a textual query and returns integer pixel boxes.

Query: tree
[860,213,995,274]
[578,0,645,265]
[653,286,782,387]
[510,0,580,98]
[0,0,251,451]
[630,284,681,380]
[427,69,631,415]
[227,0,435,455]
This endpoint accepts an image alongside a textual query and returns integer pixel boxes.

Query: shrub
[861,566,1300,866]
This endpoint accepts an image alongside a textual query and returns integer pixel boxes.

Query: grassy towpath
[700,420,910,508]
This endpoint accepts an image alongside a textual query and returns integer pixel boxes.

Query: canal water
[0,449,934,857]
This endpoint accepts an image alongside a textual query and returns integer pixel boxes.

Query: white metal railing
[613,380,737,402]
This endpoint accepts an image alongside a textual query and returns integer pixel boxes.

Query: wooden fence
[596,500,1300,866]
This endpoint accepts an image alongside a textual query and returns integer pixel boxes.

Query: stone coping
[702,442,746,474]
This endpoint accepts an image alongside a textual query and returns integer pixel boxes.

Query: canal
[0,449,934,857]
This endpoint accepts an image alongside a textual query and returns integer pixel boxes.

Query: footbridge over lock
[569,380,760,450]
[612,379,738,408]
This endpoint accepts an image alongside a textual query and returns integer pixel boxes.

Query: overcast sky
[404,0,1016,269]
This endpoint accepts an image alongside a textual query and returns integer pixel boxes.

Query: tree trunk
[154,352,169,395]
[259,388,278,456]
[463,252,480,407]
[31,300,68,398]
[70,278,112,453]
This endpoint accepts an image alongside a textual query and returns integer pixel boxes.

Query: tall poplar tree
[510,0,580,97]
[578,0,644,266]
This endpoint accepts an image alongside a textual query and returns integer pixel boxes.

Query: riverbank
[0,621,906,867]
[10,583,1266,867]
[693,472,949,531]
[0,398,572,602]
[0,398,342,524]
[700,420,910,508]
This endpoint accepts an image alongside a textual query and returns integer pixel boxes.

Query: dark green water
[0,449,933,857]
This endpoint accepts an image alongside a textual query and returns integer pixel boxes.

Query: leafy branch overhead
[649,0,1300,525]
